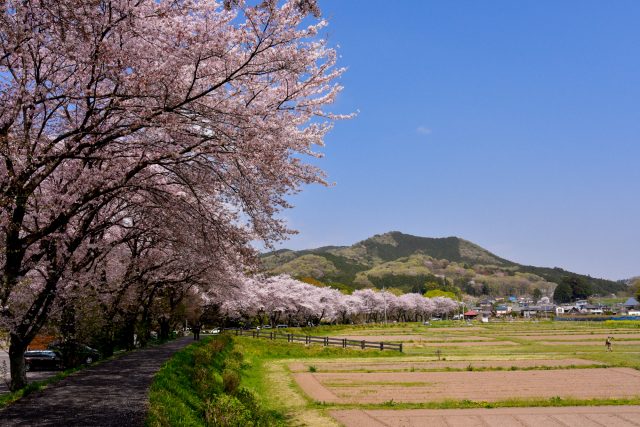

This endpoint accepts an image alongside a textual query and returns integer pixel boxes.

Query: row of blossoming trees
[0,0,344,390]
[219,275,460,327]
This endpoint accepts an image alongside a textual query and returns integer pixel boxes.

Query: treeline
[217,275,460,327]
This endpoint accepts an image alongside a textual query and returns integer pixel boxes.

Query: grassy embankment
[148,320,640,425]
[146,334,398,426]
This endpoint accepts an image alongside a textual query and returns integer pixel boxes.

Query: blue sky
[277,0,640,280]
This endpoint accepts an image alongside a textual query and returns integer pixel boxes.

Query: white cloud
[416,125,432,135]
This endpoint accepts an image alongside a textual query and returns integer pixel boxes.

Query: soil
[266,362,340,427]
[295,368,640,404]
[288,358,603,373]
[410,340,518,347]
[513,333,640,341]
[0,337,192,426]
[333,327,486,335]
[293,373,339,403]
[330,406,640,427]
[330,335,494,342]
[538,341,640,346]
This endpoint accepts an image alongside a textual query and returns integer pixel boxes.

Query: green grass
[147,335,356,427]
[231,335,401,401]
[147,320,640,425]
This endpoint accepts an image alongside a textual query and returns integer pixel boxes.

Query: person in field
[605,336,613,351]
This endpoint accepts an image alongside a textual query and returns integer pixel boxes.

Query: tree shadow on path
[0,337,192,426]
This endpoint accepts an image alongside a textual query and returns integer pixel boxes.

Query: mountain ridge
[261,232,625,297]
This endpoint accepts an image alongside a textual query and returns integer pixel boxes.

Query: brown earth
[330,406,640,427]
[538,340,640,346]
[294,368,640,404]
[288,358,603,373]
[329,335,494,342]
[410,340,518,347]
[333,327,485,335]
[514,333,640,341]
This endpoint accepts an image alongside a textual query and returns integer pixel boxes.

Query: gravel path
[0,337,192,426]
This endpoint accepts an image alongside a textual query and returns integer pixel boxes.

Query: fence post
[343,338,346,348]
[270,332,273,340]
[324,337,328,346]
[361,340,365,350]
[380,342,384,351]
[252,331,255,338]
[399,343,403,353]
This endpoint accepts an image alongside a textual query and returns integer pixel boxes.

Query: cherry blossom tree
[216,274,459,328]
[1,0,344,390]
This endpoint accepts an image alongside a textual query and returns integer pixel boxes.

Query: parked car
[48,341,101,367]
[276,324,289,329]
[24,350,63,371]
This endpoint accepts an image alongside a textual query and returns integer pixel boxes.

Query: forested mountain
[260,232,626,297]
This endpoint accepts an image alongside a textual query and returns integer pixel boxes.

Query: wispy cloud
[416,125,432,135]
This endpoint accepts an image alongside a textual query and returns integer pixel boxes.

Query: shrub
[193,347,214,367]
[193,366,217,396]
[223,369,241,394]
[224,350,244,371]
[204,394,253,427]
[209,338,227,353]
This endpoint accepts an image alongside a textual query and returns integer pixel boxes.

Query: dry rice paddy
[279,321,640,426]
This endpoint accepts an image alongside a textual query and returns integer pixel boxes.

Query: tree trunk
[9,334,28,391]
[159,318,170,340]
[102,339,115,358]
[124,321,136,350]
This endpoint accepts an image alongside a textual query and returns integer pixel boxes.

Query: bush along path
[0,336,192,426]
[147,333,402,427]
[146,335,285,427]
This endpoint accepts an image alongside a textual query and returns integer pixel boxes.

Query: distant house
[464,310,479,319]
[556,304,579,315]
[575,300,589,309]
[522,305,555,318]
[479,299,494,309]
[494,305,510,317]
[584,305,604,315]
[623,297,639,309]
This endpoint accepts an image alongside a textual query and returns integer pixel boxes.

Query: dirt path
[331,406,640,427]
[0,337,192,426]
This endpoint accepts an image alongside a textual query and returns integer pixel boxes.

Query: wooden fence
[226,328,402,353]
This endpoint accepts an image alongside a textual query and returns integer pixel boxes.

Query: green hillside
[260,232,627,298]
